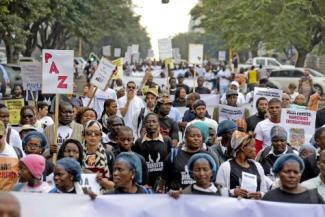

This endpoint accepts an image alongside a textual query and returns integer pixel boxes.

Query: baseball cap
[226,89,238,97]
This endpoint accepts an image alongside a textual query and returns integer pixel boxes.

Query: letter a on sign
[42,49,74,94]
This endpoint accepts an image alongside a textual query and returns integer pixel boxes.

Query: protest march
[0,1,325,217]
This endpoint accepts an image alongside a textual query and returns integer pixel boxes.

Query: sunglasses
[23,114,34,118]
[127,86,136,89]
[85,131,102,136]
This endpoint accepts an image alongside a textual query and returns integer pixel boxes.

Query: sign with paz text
[42,50,74,94]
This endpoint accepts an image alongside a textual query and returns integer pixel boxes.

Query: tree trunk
[295,49,308,67]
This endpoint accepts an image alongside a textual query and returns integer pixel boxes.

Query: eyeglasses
[85,131,102,136]
[26,143,42,148]
[127,86,136,89]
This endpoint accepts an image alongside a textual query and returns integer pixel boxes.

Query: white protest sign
[241,172,257,193]
[200,94,220,107]
[147,49,154,58]
[189,44,204,65]
[113,48,121,57]
[219,104,245,122]
[80,173,101,195]
[21,62,42,91]
[42,49,74,94]
[102,45,111,57]
[253,87,283,113]
[90,57,116,90]
[218,50,226,61]
[131,44,139,54]
[158,38,173,60]
[280,108,316,149]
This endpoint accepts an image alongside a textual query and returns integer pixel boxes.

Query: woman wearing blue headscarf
[169,153,228,198]
[106,152,152,194]
[262,154,324,204]
[49,157,83,194]
[22,131,53,180]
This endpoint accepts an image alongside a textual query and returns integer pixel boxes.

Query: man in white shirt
[0,104,23,151]
[37,101,54,128]
[118,81,145,128]
[188,99,218,133]
[92,87,117,119]
[254,98,282,154]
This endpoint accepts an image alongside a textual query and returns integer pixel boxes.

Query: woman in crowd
[173,87,187,107]
[299,144,317,159]
[12,83,24,99]
[76,108,98,125]
[100,99,118,134]
[13,154,51,193]
[50,157,83,194]
[83,120,114,192]
[106,152,151,194]
[169,153,227,198]
[57,139,84,166]
[216,131,266,199]
[262,154,324,203]
[159,126,215,192]
[22,131,53,178]
[20,105,43,131]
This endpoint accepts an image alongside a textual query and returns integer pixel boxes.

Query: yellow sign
[111,58,123,80]
[4,99,24,125]
[0,157,19,191]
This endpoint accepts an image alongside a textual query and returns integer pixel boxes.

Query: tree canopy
[0,0,151,63]
[191,0,325,66]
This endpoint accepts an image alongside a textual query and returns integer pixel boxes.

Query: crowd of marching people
[0,59,324,217]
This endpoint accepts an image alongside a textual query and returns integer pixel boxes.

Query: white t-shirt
[6,127,23,151]
[218,70,231,86]
[254,119,281,147]
[118,95,145,128]
[17,182,52,193]
[0,144,18,158]
[92,88,117,118]
[40,116,54,128]
[57,125,73,147]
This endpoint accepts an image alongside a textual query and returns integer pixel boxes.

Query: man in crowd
[193,76,210,94]
[132,89,158,139]
[176,74,190,94]
[133,113,172,187]
[246,97,268,132]
[37,101,53,128]
[155,95,179,147]
[188,99,218,133]
[213,89,249,123]
[254,98,282,153]
[45,102,83,155]
[118,81,145,128]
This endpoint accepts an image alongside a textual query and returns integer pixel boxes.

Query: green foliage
[0,0,150,62]
[192,0,325,65]
[172,32,225,60]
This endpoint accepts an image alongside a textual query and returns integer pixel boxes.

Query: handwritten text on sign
[42,49,74,94]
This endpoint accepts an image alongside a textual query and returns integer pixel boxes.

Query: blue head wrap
[56,157,81,182]
[22,131,48,149]
[190,121,209,144]
[299,144,317,156]
[187,153,217,182]
[116,152,142,184]
[272,153,305,174]
[217,120,237,137]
